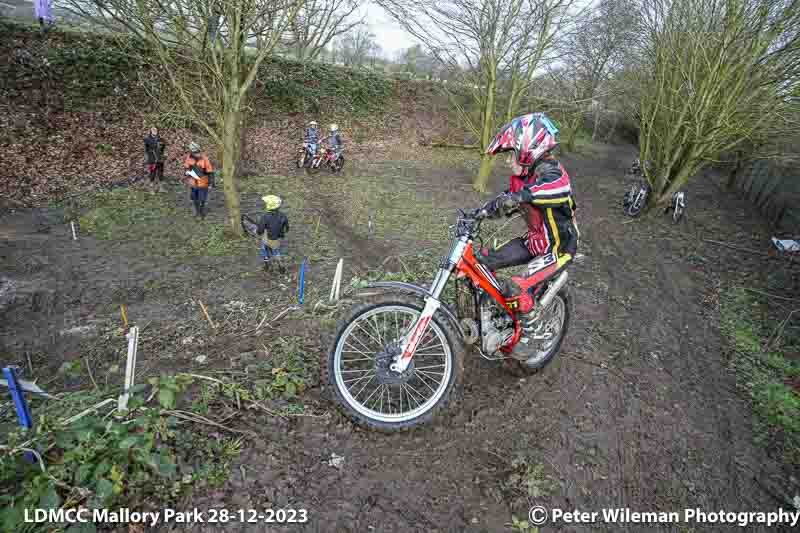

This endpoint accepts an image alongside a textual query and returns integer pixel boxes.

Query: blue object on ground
[298,259,306,305]
[2,367,35,463]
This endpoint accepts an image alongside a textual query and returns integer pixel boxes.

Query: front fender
[355,282,465,340]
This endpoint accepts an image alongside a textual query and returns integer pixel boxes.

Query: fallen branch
[241,306,299,334]
[767,309,800,352]
[60,398,117,426]
[254,313,269,331]
[164,409,254,436]
[562,352,627,381]
[703,239,769,256]
[197,300,217,329]
[83,357,99,391]
[430,142,479,149]
[742,287,800,303]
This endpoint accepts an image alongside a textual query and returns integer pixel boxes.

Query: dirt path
[1,144,797,532]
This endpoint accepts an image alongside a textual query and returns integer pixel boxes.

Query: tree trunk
[222,99,243,237]
[476,154,495,193]
[564,112,582,152]
[474,74,497,192]
[727,151,742,189]
[591,101,601,142]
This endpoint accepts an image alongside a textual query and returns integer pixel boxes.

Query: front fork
[390,239,466,373]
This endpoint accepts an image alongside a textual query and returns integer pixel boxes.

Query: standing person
[144,127,167,192]
[35,0,53,34]
[257,195,289,272]
[184,142,214,218]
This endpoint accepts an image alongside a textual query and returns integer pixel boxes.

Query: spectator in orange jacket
[184,142,214,218]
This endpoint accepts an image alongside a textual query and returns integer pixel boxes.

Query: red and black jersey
[508,158,579,257]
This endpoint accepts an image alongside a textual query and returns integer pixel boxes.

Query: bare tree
[57,0,304,236]
[376,0,577,191]
[636,0,800,206]
[288,0,363,61]
[340,26,376,66]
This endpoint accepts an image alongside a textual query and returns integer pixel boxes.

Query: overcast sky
[362,2,419,58]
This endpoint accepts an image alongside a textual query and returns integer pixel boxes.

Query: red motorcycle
[307,145,344,173]
[324,203,572,431]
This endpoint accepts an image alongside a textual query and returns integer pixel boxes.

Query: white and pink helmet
[486,112,559,167]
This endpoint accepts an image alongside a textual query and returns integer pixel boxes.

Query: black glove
[484,194,509,219]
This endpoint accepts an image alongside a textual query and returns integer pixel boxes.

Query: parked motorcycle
[323,202,572,431]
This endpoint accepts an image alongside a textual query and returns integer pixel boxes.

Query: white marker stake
[71,221,77,241]
[118,326,139,412]
[329,259,343,303]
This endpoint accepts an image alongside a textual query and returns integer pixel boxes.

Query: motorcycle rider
[480,112,579,312]
[325,124,343,159]
[304,120,320,159]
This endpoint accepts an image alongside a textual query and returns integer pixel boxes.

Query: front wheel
[505,288,570,376]
[324,294,464,432]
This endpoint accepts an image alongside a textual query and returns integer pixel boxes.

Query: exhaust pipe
[538,271,568,311]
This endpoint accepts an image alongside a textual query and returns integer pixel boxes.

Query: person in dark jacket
[144,127,167,191]
[257,195,289,271]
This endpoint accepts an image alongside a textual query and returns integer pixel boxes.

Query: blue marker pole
[2,367,35,463]
[298,259,306,305]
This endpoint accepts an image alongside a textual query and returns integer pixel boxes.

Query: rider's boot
[500,254,566,363]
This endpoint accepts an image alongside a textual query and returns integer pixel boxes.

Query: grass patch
[76,188,249,258]
[242,172,451,256]
[721,287,800,463]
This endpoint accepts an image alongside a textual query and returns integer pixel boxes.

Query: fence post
[118,326,139,412]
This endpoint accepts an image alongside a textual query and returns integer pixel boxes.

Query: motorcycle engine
[481,301,514,353]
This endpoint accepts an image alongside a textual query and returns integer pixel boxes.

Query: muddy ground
[2,142,799,532]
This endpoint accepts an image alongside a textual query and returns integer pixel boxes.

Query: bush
[260,57,393,116]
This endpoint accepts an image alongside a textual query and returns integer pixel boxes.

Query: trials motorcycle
[323,202,573,431]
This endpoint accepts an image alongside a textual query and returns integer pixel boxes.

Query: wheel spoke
[412,371,439,394]
[344,372,375,385]
[346,331,378,355]
[403,382,426,407]
[342,341,373,356]
[353,375,376,401]
[362,381,383,407]
[341,357,374,363]
[369,314,384,346]
[416,369,445,380]
[353,321,383,350]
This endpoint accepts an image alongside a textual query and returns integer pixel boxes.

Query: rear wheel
[504,288,570,376]
[325,294,464,432]
[333,155,345,173]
